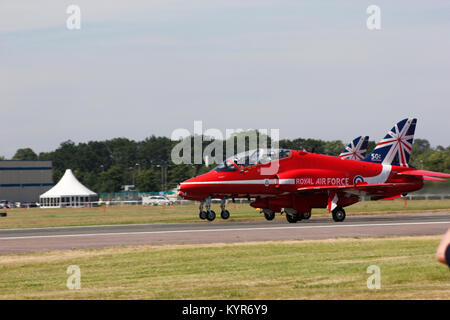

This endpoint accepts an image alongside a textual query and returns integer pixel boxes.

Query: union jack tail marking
[339,136,369,160]
[363,118,417,167]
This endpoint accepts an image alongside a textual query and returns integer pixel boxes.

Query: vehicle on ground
[145,196,173,206]
[0,200,12,209]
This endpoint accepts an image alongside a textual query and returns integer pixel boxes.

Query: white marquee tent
[39,169,97,208]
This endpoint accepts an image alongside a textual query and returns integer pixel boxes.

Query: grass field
[0,199,449,229]
[0,235,448,299]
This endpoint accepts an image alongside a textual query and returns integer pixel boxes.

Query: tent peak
[40,168,97,198]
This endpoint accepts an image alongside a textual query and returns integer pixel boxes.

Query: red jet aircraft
[179,118,449,223]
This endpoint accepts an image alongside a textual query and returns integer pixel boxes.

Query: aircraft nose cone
[178,171,217,199]
[178,178,191,196]
[178,176,198,197]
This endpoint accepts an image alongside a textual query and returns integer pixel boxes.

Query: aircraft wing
[395,169,450,178]
[297,182,417,212]
[297,182,415,196]
[422,176,447,181]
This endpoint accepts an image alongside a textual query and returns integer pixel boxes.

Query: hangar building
[0,160,53,203]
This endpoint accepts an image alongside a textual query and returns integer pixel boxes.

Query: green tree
[366,141,376,155]
[98,165,124,192]
[411,139,431,155]
[324,140,345,156]
[12,148,38,160]
[105,138,138,169]
[135,169,160,192]
[137,136,174,168]
[423,150,450,173]
[168,164,196,188]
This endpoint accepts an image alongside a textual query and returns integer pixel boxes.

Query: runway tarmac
[0,211,449,254]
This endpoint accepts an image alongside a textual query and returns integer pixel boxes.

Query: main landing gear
[199,197,230,222]
[282,207,345,223]
[262,209,275,221]
[285,212,311,223]
[283,208,311,223]
[331,206,346,222]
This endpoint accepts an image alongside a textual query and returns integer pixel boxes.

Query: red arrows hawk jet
[179,118,449,223]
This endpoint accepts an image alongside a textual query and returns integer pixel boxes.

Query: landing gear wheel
[263,210,275,221]
[302,212,311,220]
[221,210,230,220]
[199,210,207,220]
[206,210,216,221]
[332,207,346,222]
[286,214,298,223]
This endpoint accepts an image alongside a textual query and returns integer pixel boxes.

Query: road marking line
[0,221,449,240]
[1,212,448,232]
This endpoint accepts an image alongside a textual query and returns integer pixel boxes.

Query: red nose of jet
[178,171,217,200]
[178,177,194,197]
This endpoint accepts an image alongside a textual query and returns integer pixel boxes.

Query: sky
[1,1,450,158]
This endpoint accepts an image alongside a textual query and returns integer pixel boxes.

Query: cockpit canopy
[214,149,291,172]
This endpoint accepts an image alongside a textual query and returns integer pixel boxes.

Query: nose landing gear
[199,200,207,220]
[199,197,231,221]
[206,210,216,221]
[219,198,230,220]
[205,197,215,221]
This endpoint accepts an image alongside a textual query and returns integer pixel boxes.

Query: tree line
[6,133,450,194]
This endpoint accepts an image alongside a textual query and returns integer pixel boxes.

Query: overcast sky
[1,1,449,158]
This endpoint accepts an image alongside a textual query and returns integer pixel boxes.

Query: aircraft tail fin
[339,136,369,160]
[363,118,417,167]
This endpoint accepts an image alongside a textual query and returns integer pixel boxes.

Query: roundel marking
[353,175,364,184]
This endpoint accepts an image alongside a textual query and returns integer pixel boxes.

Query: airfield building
[0,160,53,203]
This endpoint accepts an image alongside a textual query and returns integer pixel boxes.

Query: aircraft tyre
[302,212,311,220]
[221,210,230,220]
[286,213,298,223]
[199,210,207,220]
[206,210,216,221]
[332,207,346,222]
[263,210,275,221]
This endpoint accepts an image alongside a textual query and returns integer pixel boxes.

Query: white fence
[29,194,450,208]
[103,194,450,206]
[101,194,450,206]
